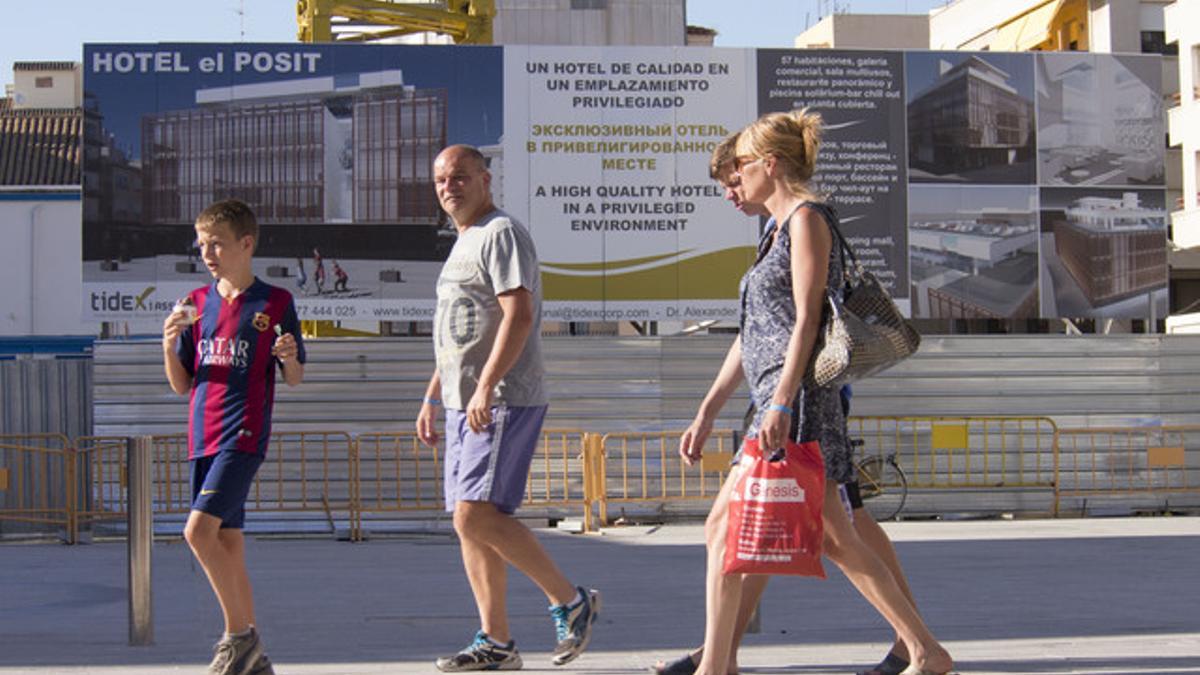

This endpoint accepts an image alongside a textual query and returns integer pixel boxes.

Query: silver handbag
[809,212,920,387]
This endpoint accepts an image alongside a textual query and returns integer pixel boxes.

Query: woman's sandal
[857,651,909,675]
[652,654,698,675]
[897,665,960,675]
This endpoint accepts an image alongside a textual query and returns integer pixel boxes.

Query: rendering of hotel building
[1055,192,1168,305]
[910,215,1039,319]
[908,56,1034,176]
[141,70,446,229]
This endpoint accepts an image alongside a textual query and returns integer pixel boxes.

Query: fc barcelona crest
[252,312,271,332]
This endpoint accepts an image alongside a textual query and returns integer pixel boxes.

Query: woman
[678,110,956,675]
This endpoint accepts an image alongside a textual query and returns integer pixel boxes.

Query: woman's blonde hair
[735,108,823,200]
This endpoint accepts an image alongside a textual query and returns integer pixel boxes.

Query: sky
[1,0,952,89]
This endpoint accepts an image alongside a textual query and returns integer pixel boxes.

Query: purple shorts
[443,405,548,514]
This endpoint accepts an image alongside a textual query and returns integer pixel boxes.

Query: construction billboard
[82,44,1166,322]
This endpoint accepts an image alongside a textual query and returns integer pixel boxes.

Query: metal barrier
[254,431,357,534]
[72,432,358,537]
[525,428,588,506]
[596,430,738,520]
[353,428,598,538]
[22,418,1200,543]
[848,415,1059,489]
[1056,425,1200,510]
[354,431,442,541]
[0,433,76,541]
[73,435,130,533]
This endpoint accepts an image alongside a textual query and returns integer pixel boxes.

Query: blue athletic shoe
[435,631,523,672]
[550,587,601,666]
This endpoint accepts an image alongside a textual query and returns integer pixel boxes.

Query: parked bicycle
[851,439,909,521]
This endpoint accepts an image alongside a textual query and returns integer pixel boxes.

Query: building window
[34,76,53,88]
[1141,30,1178,56]
[1194,45,1200,99]
[570,0,606,9]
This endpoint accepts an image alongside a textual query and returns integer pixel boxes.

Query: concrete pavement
[1,517,1198,674]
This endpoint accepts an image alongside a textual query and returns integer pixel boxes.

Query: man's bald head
[434,144,494,231]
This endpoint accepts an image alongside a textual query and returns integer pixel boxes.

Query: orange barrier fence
[1056,425,1200,509]
[354,431,442,541]
[595,430,738,523]
[73,435,130,534]
[7,419,1199,542]
[848,416,1059,490]
[0,434,76,541]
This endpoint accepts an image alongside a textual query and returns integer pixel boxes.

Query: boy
[163,199,305,675]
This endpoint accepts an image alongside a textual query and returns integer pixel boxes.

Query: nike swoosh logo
[200,489,218,496]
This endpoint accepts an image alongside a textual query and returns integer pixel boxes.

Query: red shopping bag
[723,437,825,577]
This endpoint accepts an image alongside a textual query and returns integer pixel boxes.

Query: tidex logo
[90,287,173,312]
[744,477,806,503]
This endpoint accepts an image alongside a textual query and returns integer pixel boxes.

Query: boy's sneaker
[207,628,264,675]
[248,653,276,675]
[435,631,523,672]
[550,587,601,666]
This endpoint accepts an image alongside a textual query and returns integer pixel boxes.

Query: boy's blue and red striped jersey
[174,278,306,460]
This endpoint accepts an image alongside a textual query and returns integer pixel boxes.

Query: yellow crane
[297,0,495,44]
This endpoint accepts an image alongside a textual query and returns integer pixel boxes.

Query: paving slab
[1,517,1197,674]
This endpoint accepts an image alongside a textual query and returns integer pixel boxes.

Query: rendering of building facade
[142,70,446,228]
[1055,192,1168,305]
[908,56,1034,176]
[910,216,1039,319]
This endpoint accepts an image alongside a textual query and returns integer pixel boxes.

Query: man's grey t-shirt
[434,209,546,410]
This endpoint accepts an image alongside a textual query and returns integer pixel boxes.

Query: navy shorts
[443,405,548,514]
[842,481,865,510]
[190,450,265,529]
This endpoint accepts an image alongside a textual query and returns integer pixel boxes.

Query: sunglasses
[733,156,764,176]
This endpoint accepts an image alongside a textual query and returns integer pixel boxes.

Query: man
[416,145,600,672]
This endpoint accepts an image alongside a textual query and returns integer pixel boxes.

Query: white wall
[930,0,1164,53]
[1167,0,1200,248]
[795,14,928,49]
[795,15,836,48]
[0,194,97,336]
[929,0,1047,49]
[1087,0,1144,53]
[11,67,81,110]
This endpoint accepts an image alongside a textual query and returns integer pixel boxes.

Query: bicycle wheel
[856,456,908,521]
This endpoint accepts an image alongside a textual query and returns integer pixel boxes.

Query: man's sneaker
[435,631,523,672]
[550,587,601,666]
[207,628,265,675]
[248,653,276,675]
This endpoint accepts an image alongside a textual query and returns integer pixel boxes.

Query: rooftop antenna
[234,0,246,41]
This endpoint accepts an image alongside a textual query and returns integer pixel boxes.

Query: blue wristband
[767,403,792,415]
[424,398,442,406]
